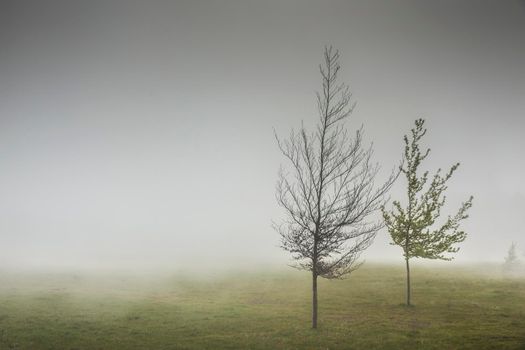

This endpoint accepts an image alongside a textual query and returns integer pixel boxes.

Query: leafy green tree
[382,119,473,306]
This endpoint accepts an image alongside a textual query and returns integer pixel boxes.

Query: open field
[0,264,524,350]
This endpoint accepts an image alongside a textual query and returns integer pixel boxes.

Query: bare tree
[274,47,398,329]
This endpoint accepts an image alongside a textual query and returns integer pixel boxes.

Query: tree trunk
[312,271,318,329]
[405,257,411,306]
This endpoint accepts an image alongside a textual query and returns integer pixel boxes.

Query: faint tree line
[503,242,521,273]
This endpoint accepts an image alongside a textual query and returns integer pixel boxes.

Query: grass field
[0,264,524,349]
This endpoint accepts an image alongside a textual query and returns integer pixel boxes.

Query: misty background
[1,0,524,270]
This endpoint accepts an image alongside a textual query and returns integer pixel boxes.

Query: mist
[1,0,525,272]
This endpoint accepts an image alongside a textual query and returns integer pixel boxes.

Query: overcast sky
[1,0,524,270]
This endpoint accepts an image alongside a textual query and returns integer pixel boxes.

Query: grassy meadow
[0,264,524,350]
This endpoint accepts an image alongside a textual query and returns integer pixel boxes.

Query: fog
[1,0,524,271]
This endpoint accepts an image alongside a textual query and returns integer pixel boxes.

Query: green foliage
[382,119,473,261]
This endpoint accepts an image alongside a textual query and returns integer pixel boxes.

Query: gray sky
[1,0,524,270]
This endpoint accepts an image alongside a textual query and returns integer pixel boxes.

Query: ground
[0,264,524,349]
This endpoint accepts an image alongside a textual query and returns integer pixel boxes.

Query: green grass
[0,264,524,349]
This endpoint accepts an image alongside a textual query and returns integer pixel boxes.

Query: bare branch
[274,47,398,280]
